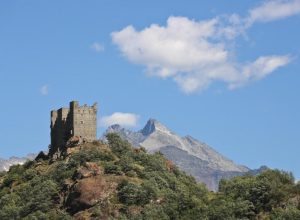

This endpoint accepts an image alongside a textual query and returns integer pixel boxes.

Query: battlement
[49,101,98,156]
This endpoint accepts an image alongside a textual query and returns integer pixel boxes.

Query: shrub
[0,171,6,177]
[23,160,36,169]
[271,207,300,220]
[0,193,21,220]
[106,133,131,156]
[140,204,169,220]
[117,181,156,206]
[2,164,25,187]
[126,170,137,178]
[104,163,122,175]
[118,182,147,205]
[0,176,59,219]
[48,161,76,186]
[17,177,59,217]
[22,169,38,181]
[69,147,114,167]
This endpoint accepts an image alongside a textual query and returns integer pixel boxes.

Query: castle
[49,101,97,156]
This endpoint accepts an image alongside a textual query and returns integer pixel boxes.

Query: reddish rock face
[165,160,175,172]
[66,176,117,214]
[74,162,103,179]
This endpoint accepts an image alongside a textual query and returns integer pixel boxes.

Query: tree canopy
[0,134,299,219]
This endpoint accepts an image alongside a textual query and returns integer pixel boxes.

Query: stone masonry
[49,101,97,156]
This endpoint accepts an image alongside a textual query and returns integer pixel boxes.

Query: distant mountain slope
[105,119,252,191]
[0,154,36,172]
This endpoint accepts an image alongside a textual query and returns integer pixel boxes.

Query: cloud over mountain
[100,112,139,127]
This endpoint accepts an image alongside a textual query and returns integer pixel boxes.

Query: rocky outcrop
[74,162,103,179]
[65,176,118,214]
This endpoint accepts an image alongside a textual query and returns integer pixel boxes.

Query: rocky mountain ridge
[105,119,263,191]
[0,154,36,172]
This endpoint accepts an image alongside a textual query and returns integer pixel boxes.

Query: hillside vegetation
[0,134,300,220]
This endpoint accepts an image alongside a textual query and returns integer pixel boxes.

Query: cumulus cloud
[111,1,297,93]
[40,85,48,95]
[100,112,140,127]
[90,42,104,52]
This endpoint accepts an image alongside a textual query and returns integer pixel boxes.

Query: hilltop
[1,134,300,219]
[1,119,267,192]
[1,119,266,192]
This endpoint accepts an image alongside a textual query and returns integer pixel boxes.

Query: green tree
[106,133,131,156]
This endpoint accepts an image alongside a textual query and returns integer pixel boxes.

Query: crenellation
[49,101,98,157]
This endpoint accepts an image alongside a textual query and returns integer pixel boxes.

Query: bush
[23,160,36,169]
[69,147,114,167]
[140,204,169,220]
[48,161,76,186]
[271,207,300,220]
[106,133,131,156]
[104,163,123,175]
[17,177,59,217]
[218,169,297,217]
[0,171,6,177]
[117,181,151,206]
[126,170,137,178]
[0,176,59,219]
[22,168,38,181]
[2,164,25,187]
[0,193,21,220]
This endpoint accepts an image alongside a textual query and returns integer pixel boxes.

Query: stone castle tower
[49,101,97,156]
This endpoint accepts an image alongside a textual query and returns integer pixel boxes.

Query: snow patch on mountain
[0,154,36,172]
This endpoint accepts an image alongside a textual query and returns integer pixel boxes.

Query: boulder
[66,176,117,214]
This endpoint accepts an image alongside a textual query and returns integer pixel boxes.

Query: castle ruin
[49,101,97,156]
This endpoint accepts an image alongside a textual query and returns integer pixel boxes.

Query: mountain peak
[106,124,123,133]
[141,119,157,135]
[141,118,170,136]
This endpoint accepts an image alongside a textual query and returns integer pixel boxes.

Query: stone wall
[71,102,97,141]
[49,101,97,156]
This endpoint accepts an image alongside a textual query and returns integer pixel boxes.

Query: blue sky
[0,0,300,178]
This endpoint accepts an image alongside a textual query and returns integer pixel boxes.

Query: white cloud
[40,85,48,95]
[100,112,140,127]
[112,17,227,77]
[112,13,292,93]
[90,42,104,52]
[247,0,300,25]
[230,55,292,89]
